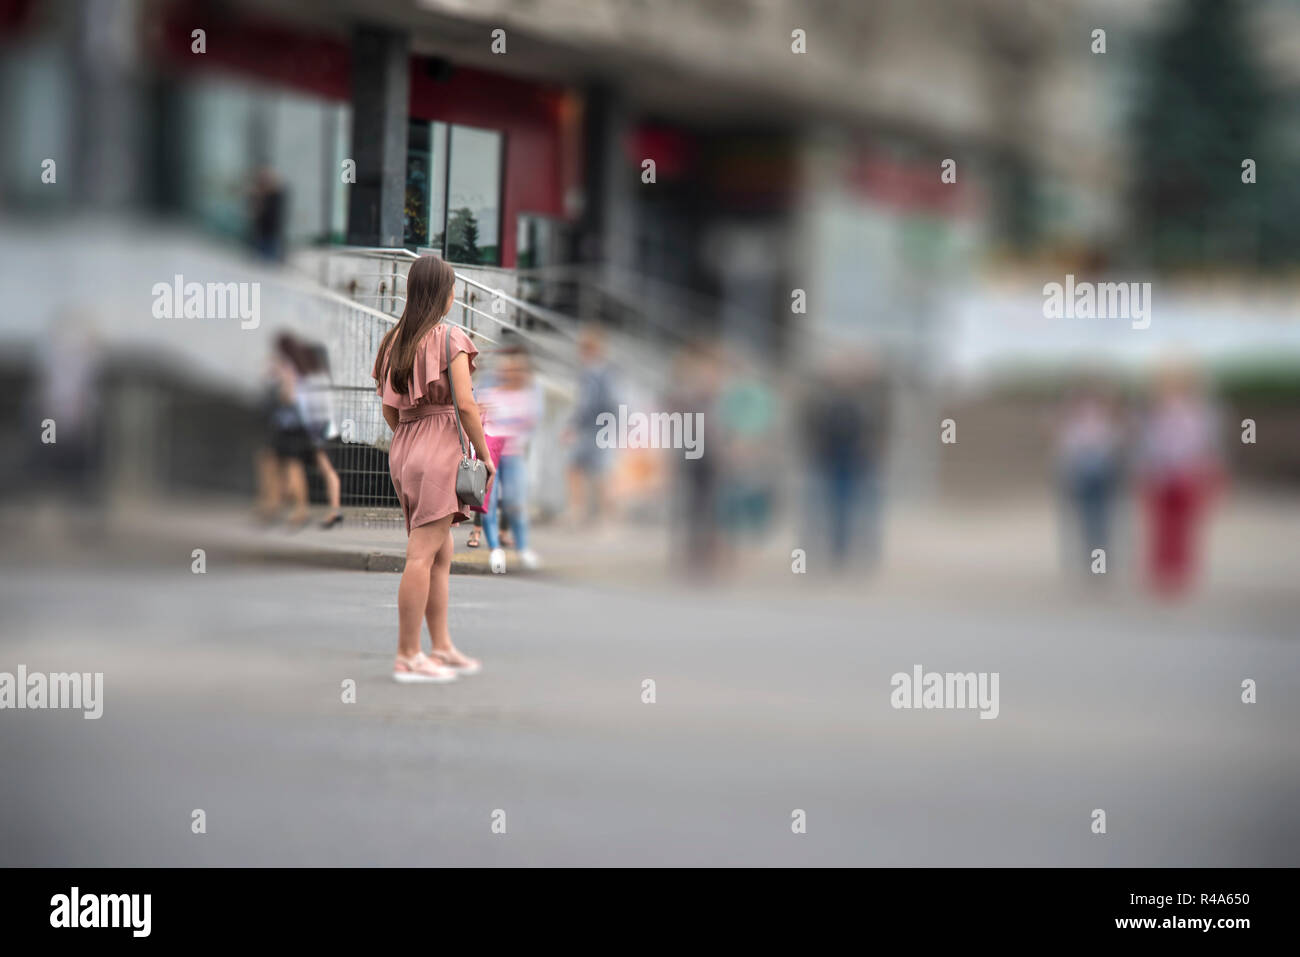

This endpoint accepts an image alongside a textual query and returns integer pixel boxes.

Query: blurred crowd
[9,304,1240,604]
[1055,363,1226,597]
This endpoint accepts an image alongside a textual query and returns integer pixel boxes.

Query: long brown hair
[376,255,456,396]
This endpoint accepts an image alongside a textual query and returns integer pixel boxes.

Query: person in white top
[479,345,543,573]
[292,341,343,528]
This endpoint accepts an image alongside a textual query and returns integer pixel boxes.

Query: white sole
[393,671,457,684]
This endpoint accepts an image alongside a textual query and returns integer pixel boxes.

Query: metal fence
[293,248,595,527]
[290,273,509,526]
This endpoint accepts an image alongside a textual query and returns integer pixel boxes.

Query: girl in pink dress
[373,255,495,683]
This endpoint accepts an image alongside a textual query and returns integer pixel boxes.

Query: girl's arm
[448,352,493,467]
[383,404,399,433]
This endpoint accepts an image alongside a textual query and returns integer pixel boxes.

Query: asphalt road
[1,563,1297,866]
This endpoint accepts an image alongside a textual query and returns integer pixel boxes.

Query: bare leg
[567,466,586,525]
[256,450,281,519]
[283,460,309,524]
[314,449,341,514]
[398,516,452,659]
[424,526,454,652]
[425,525,480,670]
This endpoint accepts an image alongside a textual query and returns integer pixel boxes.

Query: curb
[200,541,501,575]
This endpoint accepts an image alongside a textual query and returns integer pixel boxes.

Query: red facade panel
[409,63,572,267]
[153,8,573,267]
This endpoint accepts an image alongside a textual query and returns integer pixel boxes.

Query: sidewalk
[6,494,1299,613]
[96,500,672,579]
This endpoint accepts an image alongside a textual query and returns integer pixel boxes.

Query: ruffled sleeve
[443,324,479,379]
[375,323,478,410]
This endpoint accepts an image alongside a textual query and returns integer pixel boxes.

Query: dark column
[346,25,410,247]
[572,82,634,269]
[71,0,145,209]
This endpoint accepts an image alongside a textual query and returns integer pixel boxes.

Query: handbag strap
[443,323,470,459]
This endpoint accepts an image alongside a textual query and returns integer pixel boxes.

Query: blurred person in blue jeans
[1056,382,1124,577]
[481,345,543,573]
[802,354,890,569]
[565,324,617,525]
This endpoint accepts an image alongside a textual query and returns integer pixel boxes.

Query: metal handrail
[342,246,419,260]
[328,245,578,343]
[350,271,408,283]
[289,276,496,344]
[514,260,709,342]
[316,247,697,392]
[455,274,579,342]
[340,288,541,351]
[280,273,398,325]
[454,300,570,361]
[446,319,499,345]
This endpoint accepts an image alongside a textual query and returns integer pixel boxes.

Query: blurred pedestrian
[802,354,890,568]
[293,340,344,529]
[1137,363,1224,596]
[249,165,287,262]
[480,344,543,573]
[30,314,103,503]
[1056,382,1123,576]
[566,323,617,525]
[260,333,312,528]
[465,361,502,550]
[466,506,485,548]
[716,348,779,555]
[373,255,492,683]
[668,340,723,574]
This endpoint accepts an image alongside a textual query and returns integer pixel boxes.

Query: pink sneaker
[393,652,458,684]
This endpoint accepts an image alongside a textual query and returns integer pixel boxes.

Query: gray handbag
[445,324,489,508]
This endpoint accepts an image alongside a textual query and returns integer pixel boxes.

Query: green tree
[1132,0,1279,268]
[445,207,481,264]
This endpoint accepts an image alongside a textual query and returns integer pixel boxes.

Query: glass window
[268,89,347,243]
[180,77,352,245]
[328,105,352,243]
[516,213,568,270]
[406,121,501,263]
[445,125,502,265]
[405,120,446,248]
[427,123,448,251]
[183,79,258,239]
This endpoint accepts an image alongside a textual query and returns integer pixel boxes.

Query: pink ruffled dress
[373,323,479,533]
